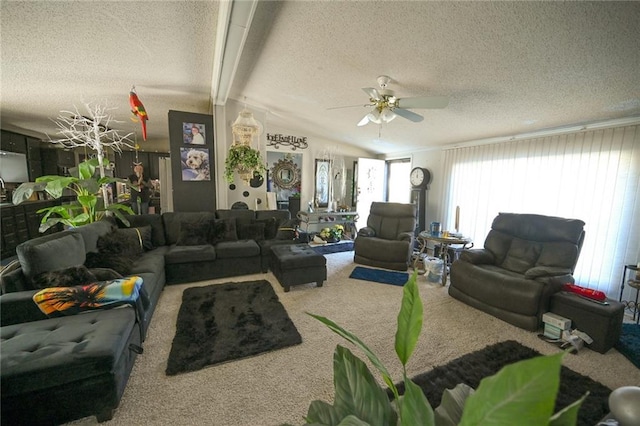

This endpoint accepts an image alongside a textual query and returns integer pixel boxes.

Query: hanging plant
[224,144,266,183]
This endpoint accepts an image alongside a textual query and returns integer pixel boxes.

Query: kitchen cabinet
[1,131,27,154]
[26,138,42,160]
[1,200,62,260]
[40,148,76,174]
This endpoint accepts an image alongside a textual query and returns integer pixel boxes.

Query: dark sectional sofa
[0,209,296,425]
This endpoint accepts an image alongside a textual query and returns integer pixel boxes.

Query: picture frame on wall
[315,159,331,208]
[180,147,211,181]
[182,122,206,145]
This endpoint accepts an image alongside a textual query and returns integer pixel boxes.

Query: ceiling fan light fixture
[380,108,397,123]
[367,109,382,124]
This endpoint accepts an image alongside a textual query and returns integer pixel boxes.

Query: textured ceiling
[2,1,640,155]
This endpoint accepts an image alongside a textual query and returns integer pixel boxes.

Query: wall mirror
[271,158,300,190]
[314,159,331,208]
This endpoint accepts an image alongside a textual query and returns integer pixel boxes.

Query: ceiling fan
[331,75,449,127]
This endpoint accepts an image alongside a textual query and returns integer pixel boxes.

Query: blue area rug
[310,241,354,255]
[349,266,409,286]
[615,323,640,369]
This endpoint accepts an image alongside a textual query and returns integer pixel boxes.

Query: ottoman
[549,291,624,354]
[1,308,141,425]
[271,244,327,292]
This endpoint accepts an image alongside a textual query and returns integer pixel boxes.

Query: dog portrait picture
[180,147,211,181]
[182,122,206,145]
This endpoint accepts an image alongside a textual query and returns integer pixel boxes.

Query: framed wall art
[180,147,210,181]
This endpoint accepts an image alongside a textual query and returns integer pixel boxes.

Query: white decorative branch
[48,101,135,208]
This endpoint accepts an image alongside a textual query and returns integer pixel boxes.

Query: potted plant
[12,158,134,232]
[291,271,587,426]
[224,144,267,183]
[319,224,344,242]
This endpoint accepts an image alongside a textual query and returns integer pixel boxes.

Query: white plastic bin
[424,257,444,284]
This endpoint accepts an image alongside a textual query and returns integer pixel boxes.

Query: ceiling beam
[210,0,258,109]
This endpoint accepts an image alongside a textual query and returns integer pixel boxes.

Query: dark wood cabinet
[1,200,62,260]
[28,160,43,180]
[40,148,76,174]
[26,138,42,160]
[1,130,27,154]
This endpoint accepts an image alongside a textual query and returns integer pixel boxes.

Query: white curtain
[441,125,640,299]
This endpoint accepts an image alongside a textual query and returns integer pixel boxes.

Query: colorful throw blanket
[33,276,144,315]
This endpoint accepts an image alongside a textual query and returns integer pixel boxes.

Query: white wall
[216,100,375,210]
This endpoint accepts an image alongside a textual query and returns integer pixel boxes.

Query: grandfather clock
[410,167,431,235]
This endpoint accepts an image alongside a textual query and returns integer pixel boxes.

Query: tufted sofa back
[484,213,585,274]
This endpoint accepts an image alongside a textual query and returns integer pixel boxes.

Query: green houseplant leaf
[306,400,343,425]
[395,270,422,367]
[460,352,564,425]
[549,392,588,426]
[398,377,434,426]
[332,345,394,426]
[14,159,134,232]
[307,313,396,392]
[434,383,474,426]
[224,144,266,183]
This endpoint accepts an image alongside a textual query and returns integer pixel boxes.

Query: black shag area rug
[393,340,611,426]
[166,280,302,376]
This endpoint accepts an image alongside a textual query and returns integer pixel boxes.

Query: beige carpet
[69,252,640,426]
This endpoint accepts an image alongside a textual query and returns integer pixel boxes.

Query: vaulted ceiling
[2,1,639,155]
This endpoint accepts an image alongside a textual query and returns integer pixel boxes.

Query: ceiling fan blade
[357,113,371,127]
[327,103,370,111]
[362,87,381,101]
[394,107,424,123]
[397,96,449,109]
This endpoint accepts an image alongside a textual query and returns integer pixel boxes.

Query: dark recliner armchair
[449,213,585,331]
[354,202,416,271]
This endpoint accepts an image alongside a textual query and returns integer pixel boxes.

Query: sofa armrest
[1,290,49,326]
[397,232,414,242]
[358,227,376,237]
[459,249,495,265]
[525,266,573,279]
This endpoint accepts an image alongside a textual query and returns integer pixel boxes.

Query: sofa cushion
[121,214,166,247]
[116,226,153,251]
[130,251,166,274]
[536,241,580,269]
[215,240,260,259]
[238,222,266,241]
[209,220,227,244]
[32,265,97,289]
[255,210,290,227]
[165,245,216,264]
[17,232,86,286]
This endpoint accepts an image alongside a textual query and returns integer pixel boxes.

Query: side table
[619,264,640,323]
[414,231,472,286]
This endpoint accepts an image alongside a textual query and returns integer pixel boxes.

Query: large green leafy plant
[295,271,586,426]
[224,144,267,183]
[12,158,133,232]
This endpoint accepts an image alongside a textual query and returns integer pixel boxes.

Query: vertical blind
[441,125,640,299]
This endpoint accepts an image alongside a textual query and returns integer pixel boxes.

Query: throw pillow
[32,265,98,289]
[276,218,299,240]
[238,222,266,241]
[176,220,214,246]
[97,229,144,257]
[209,220,228,245]
[255,217,278,240]
[88,268,123,281]
[117,226,154,251]
[220,217,238,241]
[85,252,135,276]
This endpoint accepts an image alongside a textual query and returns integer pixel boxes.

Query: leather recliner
[354,202,416,271]
[449,213,585,331]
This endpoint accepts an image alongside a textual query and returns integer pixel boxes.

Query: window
[441,125,640,297]
[385,158,411,203]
